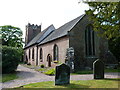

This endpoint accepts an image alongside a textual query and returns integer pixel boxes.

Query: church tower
[25,23,41,45]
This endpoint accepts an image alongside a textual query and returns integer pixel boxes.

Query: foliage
[0,25,24,48]
[44,68,55,75]
[108,37,120,62]
[40,64,45,68]
[1,25,24,62]
[85,2,120,62]
[85,2,120,39]
[18,78,120,88]
[1,73,18,82]
[2,46,21,74]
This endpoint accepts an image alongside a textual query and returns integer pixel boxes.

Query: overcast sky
[0,0,89,40]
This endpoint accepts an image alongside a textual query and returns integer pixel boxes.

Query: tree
[84,2,120,62]
[0,25,24,48]
[85,2,120,39]
[0,25,24,62]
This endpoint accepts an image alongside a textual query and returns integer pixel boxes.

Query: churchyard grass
[17,78,119,88]
[1,73,18,82]
[72,68,120,75]
[21,64,120,75]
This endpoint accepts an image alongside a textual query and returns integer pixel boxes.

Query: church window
[53,44,59,61]
[32,48,34,60]
[29,49,30,59]
[40,48,43,62]
[85,25,95,56]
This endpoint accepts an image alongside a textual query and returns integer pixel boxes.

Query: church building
[24,14,108,70]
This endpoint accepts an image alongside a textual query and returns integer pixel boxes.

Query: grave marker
[93,59,104,79]
[55,63,70,85]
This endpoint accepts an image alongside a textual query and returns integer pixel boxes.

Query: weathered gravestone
[55,63,70,85]
[93,59,104,79]
[65,47,74,72]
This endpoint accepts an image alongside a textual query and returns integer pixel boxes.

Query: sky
[0,0,89,41]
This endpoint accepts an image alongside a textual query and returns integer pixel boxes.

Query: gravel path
[1,65,119,88]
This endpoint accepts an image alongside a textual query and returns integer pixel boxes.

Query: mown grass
[17,78,120,88]
[72,68,120,75]
[21,64,120,75]
[1,73,18,82]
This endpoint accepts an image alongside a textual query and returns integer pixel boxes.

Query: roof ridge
[39,14,85,45]
[56,14,85,30]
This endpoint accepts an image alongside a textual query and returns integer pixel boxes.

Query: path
[1,65,119,88]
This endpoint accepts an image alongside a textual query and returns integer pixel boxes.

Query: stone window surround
[85,25,95,56]
[32,48,34,61]
[53,44,59,61]
[40,48,43,62]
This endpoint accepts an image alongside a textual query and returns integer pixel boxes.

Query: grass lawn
[71,68,120,75]
[1,72,18,82]
[21,64,120,75]
[17,78,120,88]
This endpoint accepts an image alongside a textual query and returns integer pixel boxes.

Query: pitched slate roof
[39,14,85,45]
[25,24,55,48]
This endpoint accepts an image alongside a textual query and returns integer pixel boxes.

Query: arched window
[32,48,34,60]
[85,25,95,56]
[40,48,43,62]
[29,49,30,59]
[53,44,59,61]
[47,54,52,67]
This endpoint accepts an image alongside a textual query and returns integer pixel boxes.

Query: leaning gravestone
[55,63,70,85]
[93,59,104,79]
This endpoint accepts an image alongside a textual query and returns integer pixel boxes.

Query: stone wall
[25,45,38,65]
[69,15,108,70]
[38,36,69,67]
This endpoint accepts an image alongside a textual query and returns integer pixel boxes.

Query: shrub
[2,46,21,74]
[27,63,31,65]
[40,64,45,68]
[44,68,55,75]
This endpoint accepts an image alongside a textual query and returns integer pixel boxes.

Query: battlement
[25,23,41,45]
[27,23,41,30]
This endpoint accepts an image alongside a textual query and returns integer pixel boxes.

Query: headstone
[55,63,70,85]
[93,59,104,79]
[65,47,74,72]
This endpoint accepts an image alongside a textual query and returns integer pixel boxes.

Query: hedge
[1,46,21,74]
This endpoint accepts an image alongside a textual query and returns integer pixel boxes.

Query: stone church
[24,14,109,70]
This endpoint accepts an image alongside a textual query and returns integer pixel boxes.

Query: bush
[44,68,55,75]
[27,63,31,65]
[40,64,45,68]
[2,46,21,74]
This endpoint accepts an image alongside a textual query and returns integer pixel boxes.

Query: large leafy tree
[84,2,120,61]
[0,25,24,48]
[0,25,24,73]
[85,2,120,39]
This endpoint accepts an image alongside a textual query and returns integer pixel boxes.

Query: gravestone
[93,59,104,79]
[55,63,70,85]
[65,47,74,72]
